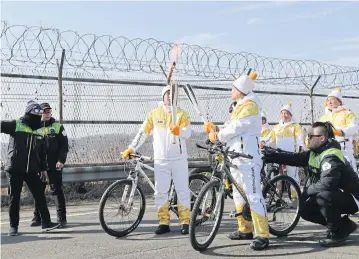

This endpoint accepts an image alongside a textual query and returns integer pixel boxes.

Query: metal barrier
[0,159,209,188]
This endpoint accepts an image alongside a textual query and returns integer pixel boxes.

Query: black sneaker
[9,227,18,236]
[57,218,67,228]
[30,217,41,227]
[154,224,170,235]
[181,224,189,235]
[227,230,253,240]
[341,215,357,236]
[41,222,60,232]
[250,236,269,250]
[319,230,347,247]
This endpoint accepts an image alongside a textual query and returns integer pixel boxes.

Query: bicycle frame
[123,159,177,209]
[124,156,198,210]
[200,152,250,218]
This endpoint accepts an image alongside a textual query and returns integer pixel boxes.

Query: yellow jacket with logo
[129,104,191,161]
[264,121,304,152]
[217,92,262,164]
[320,106,359,152]
[261,123,270,141]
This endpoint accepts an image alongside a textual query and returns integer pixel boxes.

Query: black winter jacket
[42,118,69,170]
[1,119,47,174]
[263,139,359,202]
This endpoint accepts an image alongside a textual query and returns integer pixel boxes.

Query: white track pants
[154,158,190,225]
[231,159,269,238]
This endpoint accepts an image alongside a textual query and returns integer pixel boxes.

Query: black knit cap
[25,100,43,114]
[40,102,52,110]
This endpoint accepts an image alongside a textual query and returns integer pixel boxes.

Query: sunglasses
[30,108,44,115]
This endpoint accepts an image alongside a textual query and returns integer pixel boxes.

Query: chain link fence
[1,21,359,166]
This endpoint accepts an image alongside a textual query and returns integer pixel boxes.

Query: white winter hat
[327,88,343,103]
[162,85,171,100]
[232,72,258,95]
[281,102,293,115]
[261,110,267,118]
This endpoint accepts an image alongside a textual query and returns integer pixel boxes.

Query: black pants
[7,171,51,228]
[300,190,359,231]
[33,169,66,221]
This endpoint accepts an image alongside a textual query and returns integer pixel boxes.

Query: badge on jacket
[322,162,332,171]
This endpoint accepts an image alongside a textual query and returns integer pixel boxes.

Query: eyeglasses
[308,134,323,139]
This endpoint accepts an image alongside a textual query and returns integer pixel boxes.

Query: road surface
[1,200,359,259]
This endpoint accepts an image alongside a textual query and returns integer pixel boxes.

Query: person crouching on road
[31,102,69,228]
[1,101,60,236]
[122,84,192,235]
[262,121,359,247]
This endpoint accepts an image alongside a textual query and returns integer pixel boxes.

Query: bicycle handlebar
[120,152,152,162]
[196,142,253,159]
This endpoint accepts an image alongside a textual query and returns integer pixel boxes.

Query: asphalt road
[1,200,359,259]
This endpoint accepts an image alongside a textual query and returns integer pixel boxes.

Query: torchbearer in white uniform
[122,84,192,235]
[203,72,270,251]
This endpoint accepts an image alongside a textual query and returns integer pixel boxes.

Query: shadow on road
[200,232,359,258]
[200,242,324,257]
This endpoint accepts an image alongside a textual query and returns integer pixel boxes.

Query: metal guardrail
[0,159,210,188]
[2,158,357,188]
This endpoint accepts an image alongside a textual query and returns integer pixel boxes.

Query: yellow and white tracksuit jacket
[129,104,192,225]
[261,123,270,141]
[217,92,269,238]
[263,121,304,185]
[320,106,359,173]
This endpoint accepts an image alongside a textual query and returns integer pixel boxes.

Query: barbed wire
[1,20,359,89]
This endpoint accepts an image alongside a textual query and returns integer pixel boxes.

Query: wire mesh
[1,21,359,165]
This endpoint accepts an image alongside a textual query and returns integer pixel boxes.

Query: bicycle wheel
[98,179,146,237]
[190,166,233,200]
[189,180,224,252]
[189,167,211,176]
[262,174,301,237]
[172,173,210,214]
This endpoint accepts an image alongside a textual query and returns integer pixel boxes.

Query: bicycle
[190,140,234,200]
[189,142,301,251]
[98,152,210,237]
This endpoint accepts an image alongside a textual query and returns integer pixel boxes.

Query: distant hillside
[1,131,209,166]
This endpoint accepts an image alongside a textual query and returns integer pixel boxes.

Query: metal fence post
[57,49,66,123]
[308,76,321,124]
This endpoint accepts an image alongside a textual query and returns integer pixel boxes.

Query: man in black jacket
[262,121,359,247]
[31,102,69,227]
[1,101,60,236]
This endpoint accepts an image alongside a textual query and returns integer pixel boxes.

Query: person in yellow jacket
[261,111,270,141]
[122,84,192,235]
[320,88,359,173]
[204,72,269,251]
[262,103,304,185]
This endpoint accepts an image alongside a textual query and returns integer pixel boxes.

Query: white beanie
[327,88,343,103]
[281,102,293,115]
[161,85,171,100]
[261,110,267,118]
[232,72,258,95]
